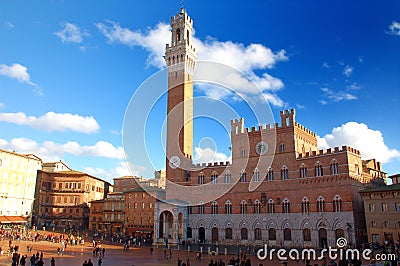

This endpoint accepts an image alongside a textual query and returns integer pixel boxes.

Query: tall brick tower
[165,8,196,185]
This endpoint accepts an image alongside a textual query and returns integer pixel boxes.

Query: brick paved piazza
[0,238,322,266]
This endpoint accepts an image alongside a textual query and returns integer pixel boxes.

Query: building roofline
[0,148,42,161]
[359,183,400,193]
[124,187,165,193]
[38,169,112,185]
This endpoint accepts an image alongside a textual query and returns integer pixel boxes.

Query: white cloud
[0,137,124,162]
[193,147,231,164]
[95,21,170,68]
[318,122,400,163]
[3,21,14,29]
[55,22,89,43]
[387,21,400,36]
[343,65,353,77]
[0,63,43,95]
[0,63,35,85]
[321,87,357,103]
[96,21,287,106]
[322,62,330,69]
[0,111,100,134]
[346,83,361,90]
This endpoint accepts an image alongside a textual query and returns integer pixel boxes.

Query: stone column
[163,212,167,240]
[173,218,179,243]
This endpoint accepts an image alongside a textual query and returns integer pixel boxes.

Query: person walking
[50,257,56,266]
[98,257,102,266]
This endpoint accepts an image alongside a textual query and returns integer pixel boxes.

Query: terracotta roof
[360,183,400,193]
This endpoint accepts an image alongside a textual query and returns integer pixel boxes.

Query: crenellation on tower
[230,118,245,135]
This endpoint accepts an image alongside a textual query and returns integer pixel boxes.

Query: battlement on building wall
[192,161,231,168]
[230,109,316,137]
[297,145,361,159]
[293,122,316,137]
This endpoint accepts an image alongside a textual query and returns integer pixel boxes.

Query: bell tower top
[165,8,196,69]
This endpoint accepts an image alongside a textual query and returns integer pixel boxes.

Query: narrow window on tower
[240,170,246,182]
[176,28,181,42]
[279,144,285,152]
[187,29,190,45]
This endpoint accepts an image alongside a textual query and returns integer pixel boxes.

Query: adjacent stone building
[125,187,165,238]
[89,180,165,239]
[0,149,42,223]
[32,165,111,230]
[360,175,400,244]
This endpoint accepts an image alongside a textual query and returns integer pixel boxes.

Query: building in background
[390,174,400,185]
[89,180,165,240]
[360,175,400,244]
[102,192,125,236]
[0,149,42,224]
[32,165,111,231]
[113,171,166,193]
[125,187,165,238]
[89,198,104,234]
[42,161,71,172]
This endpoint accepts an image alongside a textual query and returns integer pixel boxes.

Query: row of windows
[126,202,153,209]
[370,220,400,228]
[217,227,344,242]
[41,181,104,193]
[127,193,149,199]
[42,207,81,215]
[42,196,81,205]
[190,196,343,214]
[197,161,340,184]
[104,213,123,221]
[239,144,286,157]
[369,203,400,212]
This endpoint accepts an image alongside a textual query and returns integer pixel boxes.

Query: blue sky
[0,0,399,183]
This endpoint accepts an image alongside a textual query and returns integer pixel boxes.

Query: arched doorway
[212,227,218,243]
[319,228,327,248]
[159,211,174,241]
[198,227,205,243]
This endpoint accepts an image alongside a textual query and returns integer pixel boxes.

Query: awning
[0,216,11,224]
[0,216,28,224]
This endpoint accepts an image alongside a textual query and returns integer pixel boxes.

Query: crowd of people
[0,225,86,265]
